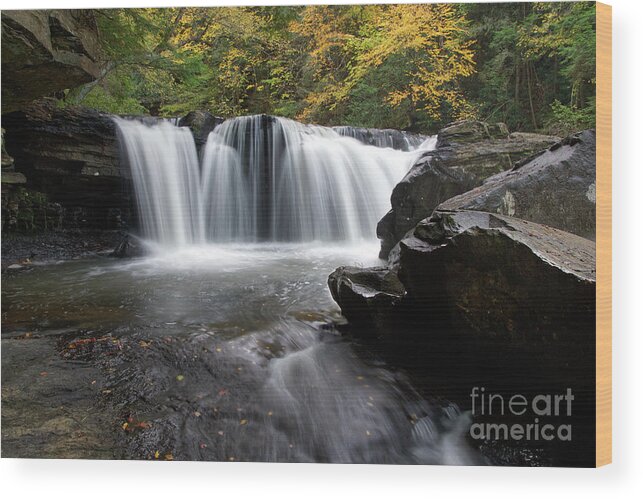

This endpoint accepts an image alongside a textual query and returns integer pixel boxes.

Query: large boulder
[438,130,596,240]
[1,10,101,113]
[2,99,128,229]
[397,210,595,342]
[377,121,559,258]
[328,266,405,331]
[332,210,595,344]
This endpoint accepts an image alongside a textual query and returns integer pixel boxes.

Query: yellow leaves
[152,450,173,460]
[294,3,476,123]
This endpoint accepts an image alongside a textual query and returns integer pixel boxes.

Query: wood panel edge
[595,1,612,468]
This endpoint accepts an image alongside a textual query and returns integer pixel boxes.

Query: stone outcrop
[438,130,596,240]
[111,234,147,258]
[377,120,559,258]
[178,110,224,152]
[330,210,596,344]
[2,99,128,229]
[1,10,101,113]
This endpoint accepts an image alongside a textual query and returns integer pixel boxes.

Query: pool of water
[1,242,485,464]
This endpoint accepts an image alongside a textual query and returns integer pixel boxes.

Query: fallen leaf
[154,450,160,459]
[176,375,185,382]
[122,422,129,430]
[193,411,201,417]
[239,419,248,425]
[217,431,224,436]
[164,453,174,461]
[39,371,48,377]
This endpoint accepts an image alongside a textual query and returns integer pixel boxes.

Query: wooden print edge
[595,1,612,468]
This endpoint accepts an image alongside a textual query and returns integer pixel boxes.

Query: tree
[291,4,476,128]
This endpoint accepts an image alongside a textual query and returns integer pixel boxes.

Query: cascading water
[114,114,436,245]
[114,118,205,246]
[90,114,483,464]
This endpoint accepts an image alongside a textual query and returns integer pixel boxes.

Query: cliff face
[2,100,129,230]
[1,10,101,113]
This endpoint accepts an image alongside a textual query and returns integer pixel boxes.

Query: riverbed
[1,242,485,464]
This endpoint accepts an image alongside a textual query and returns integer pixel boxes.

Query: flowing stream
[2,116,485,463]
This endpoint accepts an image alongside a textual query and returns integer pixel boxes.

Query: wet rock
[1,10,101,113]
[377,121,559,257]
[178,110,224,152]
[1,228,122,267]
[111,234,147,258]
[0,335,116,459]
[328,266,405,331]
[438,130,596,240]
[332,210,595,344]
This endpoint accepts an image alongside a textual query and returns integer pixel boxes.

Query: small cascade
[333,125,428,151]
[115,114,436,245]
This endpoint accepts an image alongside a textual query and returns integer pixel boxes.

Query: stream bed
[1,243,486,464]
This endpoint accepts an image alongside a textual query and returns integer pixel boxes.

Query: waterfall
[115,115,436,245]
[333,125,428,151]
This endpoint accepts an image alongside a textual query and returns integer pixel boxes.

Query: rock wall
[377,121,560,258]
[2,99,128,230]
[1,10,101,113]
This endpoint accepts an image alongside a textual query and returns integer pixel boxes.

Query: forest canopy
[67,2,596,134]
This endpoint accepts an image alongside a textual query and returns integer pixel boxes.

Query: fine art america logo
[469,387,574,442]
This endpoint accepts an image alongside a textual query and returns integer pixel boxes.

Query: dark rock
[377,121,559,258]
[2,99,132,230]
[436,120,509,146]
[397,210,596,342]
[111,234,147,258]
[1,228,122,267]
[438,130,596,240]
[1,10,101,113]
[331,210,595,345]
[328,266,405,331]
[178,110,224,152]
[1,171,26,185]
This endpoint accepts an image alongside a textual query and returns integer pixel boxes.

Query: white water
[103,115,483,465]
[114,115,436,245]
